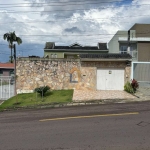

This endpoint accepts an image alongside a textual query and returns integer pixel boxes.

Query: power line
[2,30,150,38]
[0,14,150,24]
[0,52,10,55]
[0,1,122,8]
[0,0,131,6]
[0,0,138,8]
[0,44,8,46]
[1,3,150,13]
[0,31,148,37]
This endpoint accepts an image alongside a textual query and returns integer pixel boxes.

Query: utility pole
[127,30,130,54]
[14,44,17,96]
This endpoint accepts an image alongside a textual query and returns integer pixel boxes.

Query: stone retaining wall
[16,59,131,93]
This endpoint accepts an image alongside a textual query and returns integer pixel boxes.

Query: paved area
[0,100,4,105]
[73,90,136,102]
[1,102,150,150]
[134,86,150,100]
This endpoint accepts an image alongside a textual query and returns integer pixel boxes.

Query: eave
[44,49,108,52]
[80,58,132,61]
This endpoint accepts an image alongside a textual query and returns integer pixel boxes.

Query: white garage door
[97,69,124,90]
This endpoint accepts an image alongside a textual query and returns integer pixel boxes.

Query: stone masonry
[16,58,131,93]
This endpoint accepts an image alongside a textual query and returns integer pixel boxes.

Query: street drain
[137,121,150,127]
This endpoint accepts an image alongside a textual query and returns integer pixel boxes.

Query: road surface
[0,101,150,150]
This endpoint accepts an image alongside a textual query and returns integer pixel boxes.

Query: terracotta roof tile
[0,63,14,69]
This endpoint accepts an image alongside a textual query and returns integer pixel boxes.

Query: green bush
[124,81,134,93]
[34,85,50,97]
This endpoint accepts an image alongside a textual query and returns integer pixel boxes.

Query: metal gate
[0,76,15,100]
[131,62,150,87]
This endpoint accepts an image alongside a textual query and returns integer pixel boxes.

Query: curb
[1,98,150,112]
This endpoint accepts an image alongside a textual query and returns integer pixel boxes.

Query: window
[0,70,3,76]
[120,45,128,54]
[51,54,54,58]
[10,70,14,76]
[51,54,57,58]
[54,54,57,58]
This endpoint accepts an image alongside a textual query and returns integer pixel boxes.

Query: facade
[108,24,150,62]
[0,63,14,76]
[16,53,131,93]
[44,42,108,59]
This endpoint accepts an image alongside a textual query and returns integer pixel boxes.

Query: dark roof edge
[0,67,14,69]
[44,49,108,51]
[80,58,132,61]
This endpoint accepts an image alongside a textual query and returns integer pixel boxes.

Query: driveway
[73,90,136,102]
[134,83,150,100]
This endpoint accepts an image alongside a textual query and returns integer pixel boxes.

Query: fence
[120,50,138,61]
[0,76,15,100]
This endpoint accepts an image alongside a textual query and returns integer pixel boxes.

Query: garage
[97,68,125,90]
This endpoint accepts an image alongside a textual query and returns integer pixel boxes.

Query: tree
[3,31,22,100]
[3,31,22,63]
[8,56,14,63]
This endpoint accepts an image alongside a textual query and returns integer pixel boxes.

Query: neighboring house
[44,42,108,58]
[108,24,150,62]
[0,63,15,100]
[0,63,14,76]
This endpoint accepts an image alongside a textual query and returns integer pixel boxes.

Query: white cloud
[1,0,150,62]
[132,0,150,5]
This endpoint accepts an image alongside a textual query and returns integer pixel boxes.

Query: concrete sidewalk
[0,96,150,111]
[134,87,150,101]
[1,89,150,111]
[73,90,136,102]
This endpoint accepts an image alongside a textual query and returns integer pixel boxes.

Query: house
[0,63,14,76]
[44,42,108,58]
[80,53,132,90]
[108,24,150,62]
[0,63,15,100]
[16,53,132,93]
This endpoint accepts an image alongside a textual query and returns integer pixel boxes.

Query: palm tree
[3,31,22,63]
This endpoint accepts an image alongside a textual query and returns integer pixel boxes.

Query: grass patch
[0,89,73,111]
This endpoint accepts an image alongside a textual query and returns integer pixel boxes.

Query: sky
[0,0,150,62]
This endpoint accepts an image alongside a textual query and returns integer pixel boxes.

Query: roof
[44,42,55,49]
[0,63,14,69]
[44,42,108,50]
[69,42,83,47]
[54,46,99,50]
[130,23,150,30]
[98,43,108,50]
[80,53,132,59]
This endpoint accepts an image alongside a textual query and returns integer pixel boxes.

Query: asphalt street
[0,101,150,150]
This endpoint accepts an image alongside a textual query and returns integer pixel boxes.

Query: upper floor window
[120,43,137,60]
[54,54,57,58]
[120,45,128,54]
[51,54,57,58]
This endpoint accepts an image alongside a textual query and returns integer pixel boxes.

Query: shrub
[34,85,50,97]
[131,79,139,92]
[124,81,134,93]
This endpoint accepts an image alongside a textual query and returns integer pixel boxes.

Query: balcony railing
[120,50,138,61]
